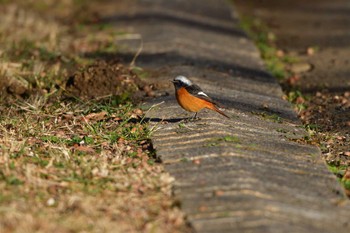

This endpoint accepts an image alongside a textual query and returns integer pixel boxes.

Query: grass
[1,98,153,186]
[205,135,241,147]
[327,164,350,192]
[237,8,309,115]
[0,1,190,232]
[285,90,308,113]
[251,111,283,123]
[0,87,186,232]
[239,17,291,79]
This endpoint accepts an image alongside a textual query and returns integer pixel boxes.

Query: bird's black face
[171,80,182,90]
[172,76,192,90]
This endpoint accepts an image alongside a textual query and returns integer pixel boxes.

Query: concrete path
[106,0,350,232]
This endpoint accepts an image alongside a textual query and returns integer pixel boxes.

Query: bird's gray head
[172,75,192,89]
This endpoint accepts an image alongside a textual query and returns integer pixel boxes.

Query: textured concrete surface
[106,0,350,232]
[234,0,350,93]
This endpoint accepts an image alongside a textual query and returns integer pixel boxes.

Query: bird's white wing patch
[197,91,208,97]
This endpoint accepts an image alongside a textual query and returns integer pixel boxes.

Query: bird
[171,75,229,119]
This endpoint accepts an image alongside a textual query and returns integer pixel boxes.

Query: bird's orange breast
[176,87,213,112]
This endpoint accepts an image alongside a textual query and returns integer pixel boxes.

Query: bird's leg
[185,112,199,122]
[190,112,198,121]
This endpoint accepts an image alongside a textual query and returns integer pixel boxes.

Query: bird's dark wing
[186,84,215,104]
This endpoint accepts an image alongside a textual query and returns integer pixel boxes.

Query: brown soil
[0,59,154,103]
[234,0,350,194]
[65,60,147,100]
[0,2,156,103]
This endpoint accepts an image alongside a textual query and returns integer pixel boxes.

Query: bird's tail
[206,104,230,118]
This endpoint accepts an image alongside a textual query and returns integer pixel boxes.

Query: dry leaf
[84,111,108,122]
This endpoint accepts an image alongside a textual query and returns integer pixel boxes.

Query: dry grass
[0,1,190,232]
[0,1,122,97]
[0,98,187,232]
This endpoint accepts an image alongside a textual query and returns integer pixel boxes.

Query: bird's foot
[185,116,200,122]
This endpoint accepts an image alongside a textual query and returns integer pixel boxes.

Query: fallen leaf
[214,190,224,196]
[72,145,95,153]
[193,159,201,165]
[306,47,315,56]
[276,49,285,57]
[199,205,208,212]
[84,111,108,122]
[286,75,300,86]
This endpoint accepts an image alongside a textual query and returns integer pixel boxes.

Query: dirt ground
[66,60,150,100]
[234,0,350,194]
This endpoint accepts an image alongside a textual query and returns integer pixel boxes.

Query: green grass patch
[251,111,282,123]
[286,90,309,112]
[327,164,350,191]
[205,135,240,147]
[276,128,288,133]
[239,16,293,79]
[327,164,347,177]
[131,67,151,79]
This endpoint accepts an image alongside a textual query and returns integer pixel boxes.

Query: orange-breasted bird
[172,75,229,119]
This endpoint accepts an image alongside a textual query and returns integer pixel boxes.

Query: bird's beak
[171,80,175,83]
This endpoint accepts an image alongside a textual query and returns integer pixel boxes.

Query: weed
[276,128,288,133]
[252,111,282,123]
[223,135,240,142]
[286,90,309,112]
[131,66,151,79]
[239,16,297,79]
[343,179,350,190]
[205,135,240,147]
[41,135,63,143]
[327,163,350,192]
[0,171,24,186]
[180,158,189,162]
[327,164,347,177]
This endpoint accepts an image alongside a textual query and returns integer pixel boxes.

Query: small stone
[296,96,305,104]
[306,47,315,56]
[286,75,300,86]
[7,76,29,95]
[193,159,201,165]
[289,62,312,74]
[143,85,152,92]
[199,205,208,212]
[276,49,285,57]
[134,108,143,115]
[262,103,269,109]
[343,169,350,179]
[146,91,155,97]
[344,152,350,157]
[47,197,56,206]
[336,136,345,141]
[214,190,224,196]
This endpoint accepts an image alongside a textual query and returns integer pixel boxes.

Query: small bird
[172,75,229,119]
